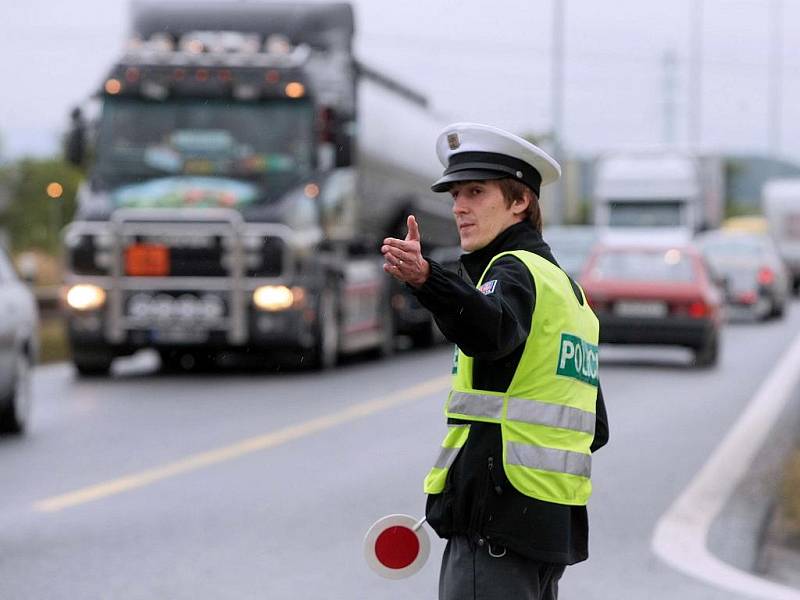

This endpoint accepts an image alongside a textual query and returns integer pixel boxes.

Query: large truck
[62,2,457,375]
[593,149,724,239]
[762,178,800,292]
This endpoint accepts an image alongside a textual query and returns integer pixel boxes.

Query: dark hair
[496,178,542,233]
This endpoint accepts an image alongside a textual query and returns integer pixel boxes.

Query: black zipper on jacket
[488,456,503,496]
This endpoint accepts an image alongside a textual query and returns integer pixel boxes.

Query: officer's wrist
[408,259,431,288]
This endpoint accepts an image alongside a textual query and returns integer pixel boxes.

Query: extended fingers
[382,237,419,252]
[382,245,410,262]
[383,252,404,267]
[406,215,420,242]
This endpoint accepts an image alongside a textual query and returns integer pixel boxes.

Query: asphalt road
[2,305,800,599]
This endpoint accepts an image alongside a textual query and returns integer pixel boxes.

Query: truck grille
[247,236,285,277]
[123,235,285,277]
[165,242,227,277]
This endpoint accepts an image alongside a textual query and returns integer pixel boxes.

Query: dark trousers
[439,536,566,600]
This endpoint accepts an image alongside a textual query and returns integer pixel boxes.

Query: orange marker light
[105,79,122,95]
[46,182,63,199]
[285,82,305,98]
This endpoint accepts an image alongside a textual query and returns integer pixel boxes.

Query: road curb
[707,378,800,573]
[652,326,800,600]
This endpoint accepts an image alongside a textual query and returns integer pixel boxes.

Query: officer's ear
[512,194,530,216]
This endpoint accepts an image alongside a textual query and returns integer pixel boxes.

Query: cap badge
[447,133,461,150]
[516,171,523,178]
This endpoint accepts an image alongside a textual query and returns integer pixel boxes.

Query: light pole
[768,0,783,157]
[551,0,565,224]
[688,0,704,150]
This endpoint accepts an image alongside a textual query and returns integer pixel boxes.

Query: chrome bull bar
[64,208,298,346]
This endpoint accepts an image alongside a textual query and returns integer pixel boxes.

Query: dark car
[579,242,723,367]
[0,248,39,434]
[695,230,790,320]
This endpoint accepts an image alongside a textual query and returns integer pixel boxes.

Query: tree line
[0,156,83,255]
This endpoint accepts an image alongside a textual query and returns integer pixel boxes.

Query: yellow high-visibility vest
[424,250,599,506]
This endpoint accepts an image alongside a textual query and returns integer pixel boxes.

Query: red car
[579,242,723,367]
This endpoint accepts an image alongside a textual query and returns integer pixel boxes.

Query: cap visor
[430,169,506,193]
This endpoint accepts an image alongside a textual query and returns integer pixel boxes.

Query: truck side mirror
[335,128,353,168]
[710,270,729,294]
[65,107,86,168]
[16,252,38,286]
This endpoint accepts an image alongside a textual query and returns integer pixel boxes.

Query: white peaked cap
[431,122,561,195]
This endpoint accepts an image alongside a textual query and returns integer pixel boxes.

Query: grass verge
[779,448,800,547]
[38,316,70,364]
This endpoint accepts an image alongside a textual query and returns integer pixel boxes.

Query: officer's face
[450,180,524,252]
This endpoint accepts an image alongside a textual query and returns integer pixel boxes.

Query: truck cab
[62,3,406,374]
[593,150,724,241]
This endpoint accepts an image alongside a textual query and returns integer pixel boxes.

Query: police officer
[381,123,609,600]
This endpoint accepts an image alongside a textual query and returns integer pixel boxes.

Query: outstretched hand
[381,215,431,288]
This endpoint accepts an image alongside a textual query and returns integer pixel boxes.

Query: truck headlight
[253,285,299,311]
[66,284,107,311]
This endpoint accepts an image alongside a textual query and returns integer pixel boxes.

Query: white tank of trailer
[355,77,456,245]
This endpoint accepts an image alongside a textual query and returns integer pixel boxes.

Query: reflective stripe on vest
[507,397,595,436]
[448,391,596,436]
[447,391,503,421]
[432,249,599,506]
[507,441,592,478]
[424,424,470,494]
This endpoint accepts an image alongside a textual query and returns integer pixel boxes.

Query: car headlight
[253,285,305,311]
[66,284,107,311]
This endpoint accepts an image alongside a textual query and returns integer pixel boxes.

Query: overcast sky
[3,0,800,163]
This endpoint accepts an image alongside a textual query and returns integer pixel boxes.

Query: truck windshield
[608,201,684,228]
[93,97,315,198]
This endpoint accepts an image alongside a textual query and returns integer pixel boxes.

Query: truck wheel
[0,352,32,434]
[694,333,719,368]
[373,306,396,359]
[769,299,786,319]
[309,289,339,370]
[73,353,113,377]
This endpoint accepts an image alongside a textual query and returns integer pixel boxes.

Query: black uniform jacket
[412,220,610,565]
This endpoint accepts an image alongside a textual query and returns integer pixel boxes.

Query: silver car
[696,230,791,320]
[543,225,600,279]
[0,248,38,434]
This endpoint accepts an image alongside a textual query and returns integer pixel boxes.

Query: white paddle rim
[363,514,430,579]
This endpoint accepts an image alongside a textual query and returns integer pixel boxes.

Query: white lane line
[34,374,451,513]
[652,328,800,599]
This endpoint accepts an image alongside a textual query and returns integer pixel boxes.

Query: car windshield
[608,201,684,227]
[93,97,315,200]
[591,249,696,282]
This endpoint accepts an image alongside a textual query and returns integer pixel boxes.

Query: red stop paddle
[363,514,430,579]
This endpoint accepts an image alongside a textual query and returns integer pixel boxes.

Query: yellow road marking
[34,374,451,513]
